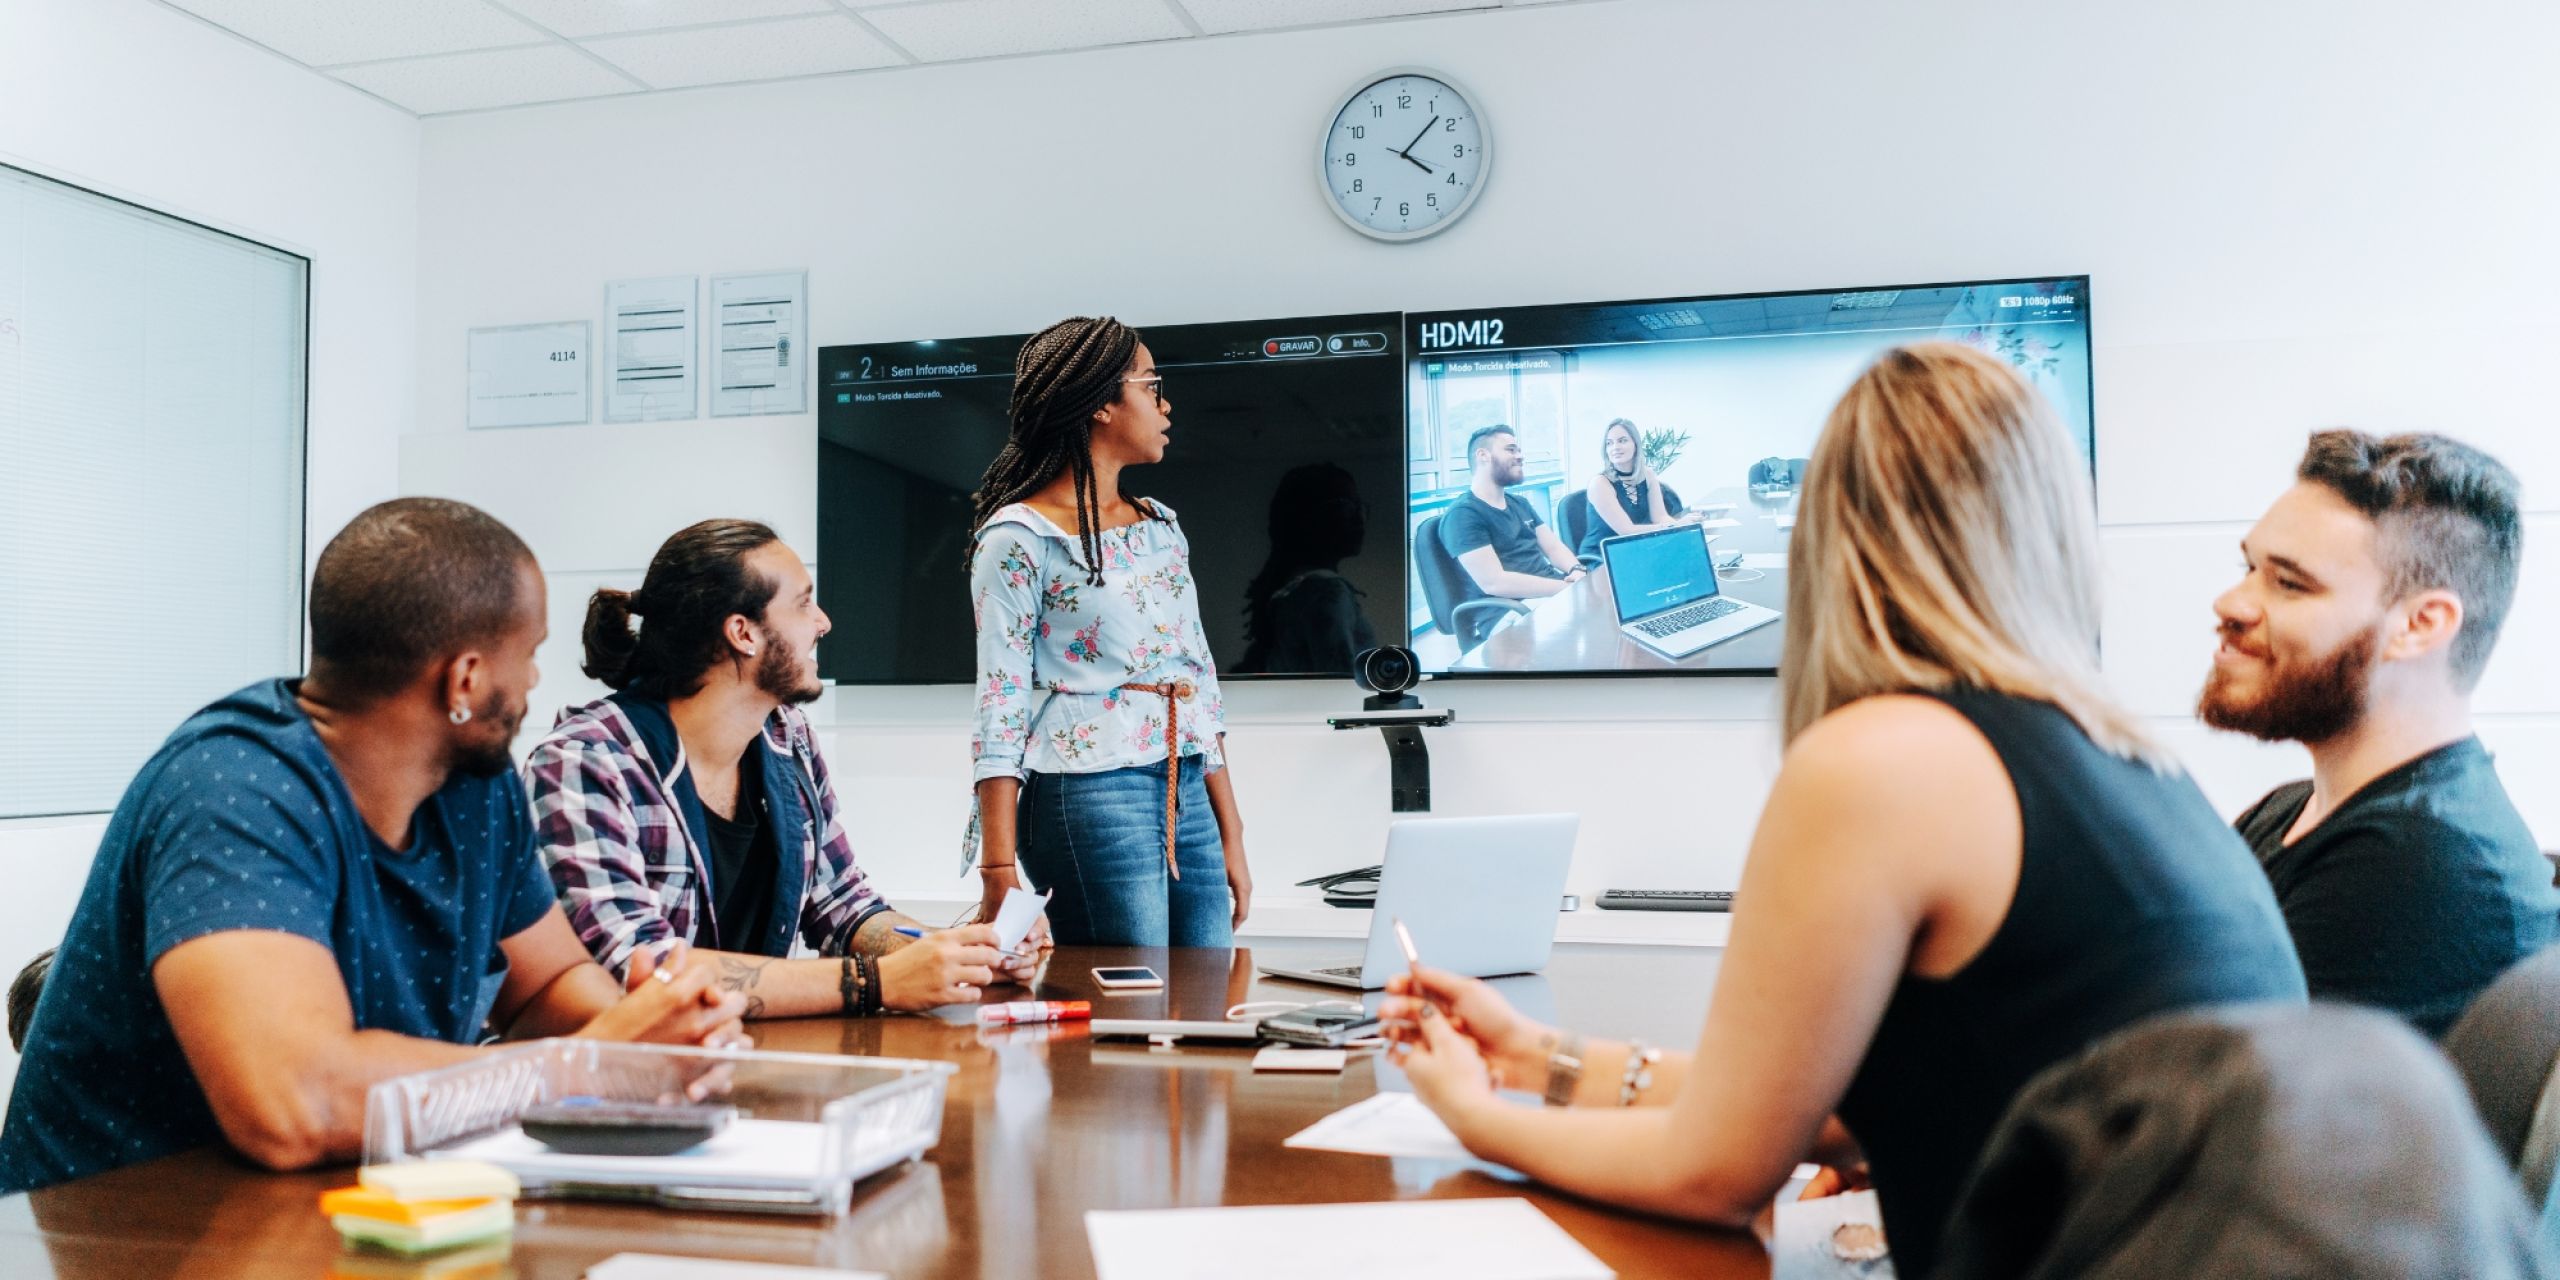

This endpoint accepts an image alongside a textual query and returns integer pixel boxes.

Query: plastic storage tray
[362,1040,955,1215]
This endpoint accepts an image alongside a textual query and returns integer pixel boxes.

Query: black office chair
[1555,490,1602,568]
[1413,514,1529,654]
[1937,1003,2553,1279]
[8,947,54,1052]
[2445,944,2560,1254]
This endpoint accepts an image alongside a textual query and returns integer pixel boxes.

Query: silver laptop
[1258,813,1577,990]
[1601,523,1780,659]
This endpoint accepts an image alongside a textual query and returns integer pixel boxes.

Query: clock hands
[1394,115,1440,174]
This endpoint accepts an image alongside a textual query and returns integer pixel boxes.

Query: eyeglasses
[1123,374,1168,405]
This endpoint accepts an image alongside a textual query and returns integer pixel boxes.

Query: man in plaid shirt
[525,520,1036,1016]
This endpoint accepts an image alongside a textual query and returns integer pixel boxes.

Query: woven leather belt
[1116,680,1196,880]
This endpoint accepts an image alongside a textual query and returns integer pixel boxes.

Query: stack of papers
[1087,1199,1612,1280]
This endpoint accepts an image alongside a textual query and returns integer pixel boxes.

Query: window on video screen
[1402,278,2092,676]
[817,314,1405,684]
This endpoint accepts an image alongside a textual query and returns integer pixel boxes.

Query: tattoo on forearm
[715,954,772,1019]
[849,915,908,957]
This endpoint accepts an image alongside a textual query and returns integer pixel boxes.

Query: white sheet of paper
[436,1117,836,1188]
[1775,513,1797,529]
[992,886,1049,953]
[1283,1091,1474,1161]
[1252,1046,1347,1072]
[587,1255,885,1280]
[1771,1189,1896,1280]
[1086,1199,1613,1280]
[1695,516,1741,529]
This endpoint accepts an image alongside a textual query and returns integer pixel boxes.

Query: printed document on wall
[468,321,589,429]
[606,275,697,422]
[711,269,807,417]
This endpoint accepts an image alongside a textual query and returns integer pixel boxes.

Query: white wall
[0,0,421,1094]
[405,0,2560,931]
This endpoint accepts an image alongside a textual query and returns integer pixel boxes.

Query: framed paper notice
[468,320,590,429]
[605,275,697,423]
[710,270,807,417]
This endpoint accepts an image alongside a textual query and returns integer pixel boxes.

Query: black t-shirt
[1438,491,1561,583]
[2235,737,2559,1037]
[1582,478,1687,559]
[704,762,777,953]
[1837,689,2305,1276]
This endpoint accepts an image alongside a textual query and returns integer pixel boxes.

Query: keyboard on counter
[1595,889,1733,913]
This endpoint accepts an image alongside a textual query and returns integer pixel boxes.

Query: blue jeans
[1018,757,1232,948]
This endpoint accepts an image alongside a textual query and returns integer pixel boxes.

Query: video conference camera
[1353,645,1420,707]
[1333,647,1449,811]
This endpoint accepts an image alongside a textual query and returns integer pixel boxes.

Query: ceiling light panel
[332,43,639,113]
[858,0,1190,63]
[163,0,544,67]
[1174,0,1494,36]
[588,15,907,88]
[492,0,837,38]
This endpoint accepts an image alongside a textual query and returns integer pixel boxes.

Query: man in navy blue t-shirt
[0,499,749,1193]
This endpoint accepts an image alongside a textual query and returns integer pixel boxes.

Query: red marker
[978,1000,1091,1025]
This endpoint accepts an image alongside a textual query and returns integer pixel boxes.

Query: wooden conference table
[0,940,1765,1279]
[1451,485,1795,673]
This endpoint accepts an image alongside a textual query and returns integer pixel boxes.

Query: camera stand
[1327,693,1454,812]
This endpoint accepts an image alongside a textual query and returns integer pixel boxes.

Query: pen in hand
[894,924,1033,962]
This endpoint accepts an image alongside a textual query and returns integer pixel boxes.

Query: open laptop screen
[1603,525,1718,623]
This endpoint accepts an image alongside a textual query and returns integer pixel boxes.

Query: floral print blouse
[969,501,1228,785]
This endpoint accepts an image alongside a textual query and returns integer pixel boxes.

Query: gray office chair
[1936,1003,2553,1279]
[1554,490,1600,567]
[1413,514,1530,654]
[2446,944,2560,1252]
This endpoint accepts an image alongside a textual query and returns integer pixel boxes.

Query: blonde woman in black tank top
[1380,343,2304,1276]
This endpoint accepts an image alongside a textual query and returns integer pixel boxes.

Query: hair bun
[580,586,643,688]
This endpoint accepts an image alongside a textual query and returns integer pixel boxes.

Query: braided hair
[968,316,1147,586]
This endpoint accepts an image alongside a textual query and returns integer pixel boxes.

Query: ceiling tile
[1174,0,1493,36]
[586,15,907,87]
[860,0,1189,63]
[333,44,640,113]
[491,0,836,38]
[162,0,545,66]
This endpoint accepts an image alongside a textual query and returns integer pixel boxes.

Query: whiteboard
[0,162,308,817]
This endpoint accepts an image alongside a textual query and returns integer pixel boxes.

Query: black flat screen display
[817,313,1406,683]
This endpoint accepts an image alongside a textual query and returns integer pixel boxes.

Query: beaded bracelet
[1618,1041,1662,1107]
[839,957,858,1016]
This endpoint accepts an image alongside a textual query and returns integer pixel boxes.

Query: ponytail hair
[579,585,647,689]
[581,519,783,699]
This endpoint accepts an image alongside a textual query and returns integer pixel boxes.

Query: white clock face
[1320,71,1489,242]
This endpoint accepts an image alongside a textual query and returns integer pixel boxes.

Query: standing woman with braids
[965,317,1252,946]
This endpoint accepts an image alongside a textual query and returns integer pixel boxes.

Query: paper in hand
[992,886,1050,953]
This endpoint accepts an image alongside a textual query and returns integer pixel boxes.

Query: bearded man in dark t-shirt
[2200,430,2558,1036]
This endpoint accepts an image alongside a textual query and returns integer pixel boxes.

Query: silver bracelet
[1541,1032,1587,1108]
[1618,1040,1662,1107]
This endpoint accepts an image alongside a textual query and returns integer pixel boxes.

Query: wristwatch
[1542,1032,1587,1108]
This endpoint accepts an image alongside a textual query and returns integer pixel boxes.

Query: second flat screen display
[1403,277,2092,676]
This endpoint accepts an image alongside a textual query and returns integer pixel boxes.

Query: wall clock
[1319,68,1491,242]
